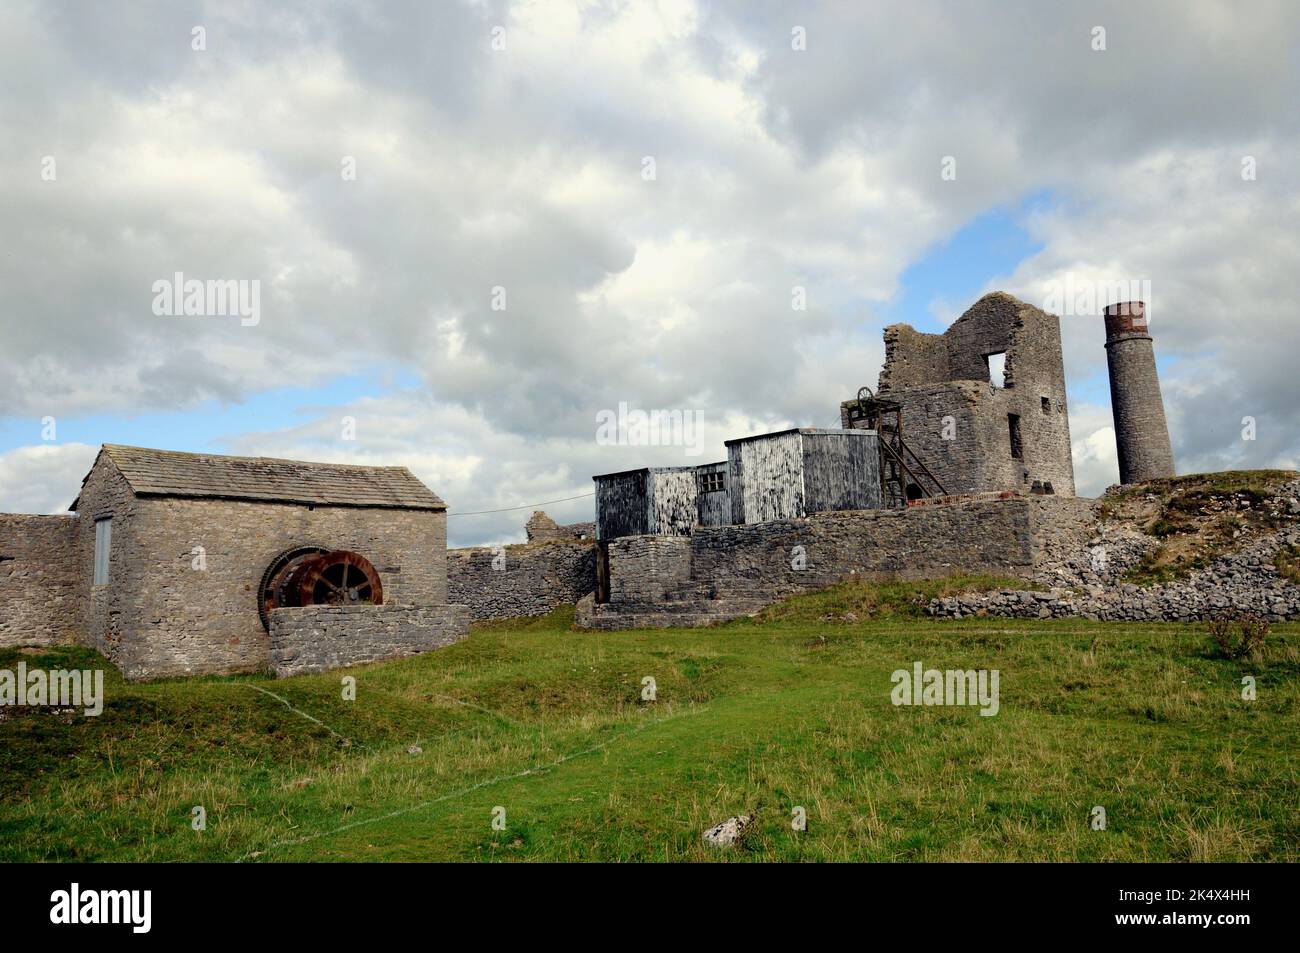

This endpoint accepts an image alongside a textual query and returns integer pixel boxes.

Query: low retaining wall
[447,541,596,621]
[268,603,470,678]
[0,514,82,647]
[579,495,1098,629]
[930,526,1300,623]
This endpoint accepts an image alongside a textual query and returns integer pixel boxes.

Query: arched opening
[258,547,383,630]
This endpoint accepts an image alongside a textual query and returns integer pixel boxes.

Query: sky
[2,0,1298,546]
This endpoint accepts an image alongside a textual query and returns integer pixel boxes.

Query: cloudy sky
[2,0,1298,545]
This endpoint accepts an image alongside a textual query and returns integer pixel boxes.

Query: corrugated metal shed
[593,463,727,541]
[694,461,730,528]
[725,428,880,524]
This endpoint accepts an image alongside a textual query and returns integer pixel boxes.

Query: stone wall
[525,510,594,542]
[73,457,140,666]
[268,604,470,678]
[930,525,1300,623]
[580,494,1095,629]
[689,495,1044,588]
[447,540,597,621]
[857,293,1075,498]
[74,453,452,681]
[607,535,693,602]
[0,514,81,647]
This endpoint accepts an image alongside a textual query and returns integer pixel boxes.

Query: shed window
[1008,414,1023,460]
[93,517,112,586]
[697,470,725,494]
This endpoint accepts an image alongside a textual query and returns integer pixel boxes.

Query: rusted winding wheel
[258,547,384,630]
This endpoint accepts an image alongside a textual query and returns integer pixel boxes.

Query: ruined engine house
[843,292,1076,498]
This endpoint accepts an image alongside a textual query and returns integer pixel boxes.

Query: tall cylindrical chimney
[1103,301,1175,484]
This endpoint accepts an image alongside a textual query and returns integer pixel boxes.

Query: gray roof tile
[74,445,445,511]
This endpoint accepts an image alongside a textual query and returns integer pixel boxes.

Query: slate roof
[72,445,445,511]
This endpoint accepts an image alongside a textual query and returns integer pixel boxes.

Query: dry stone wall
[268,604,470,677]
[0,515,81,647]
[447,540,597,621]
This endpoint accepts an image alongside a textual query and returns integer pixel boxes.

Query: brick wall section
[0,514,81,647]
[447,540,596,620]
[267,604,470,678]
[580,495,1097,629]
[73,454,451,681]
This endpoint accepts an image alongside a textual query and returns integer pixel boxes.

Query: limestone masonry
[2,290,1254,661]
[1,445,468,680]
[269,604,471,678]
[447,516,597,621]
[844,292,1076,497]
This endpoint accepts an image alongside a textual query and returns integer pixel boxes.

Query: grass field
[2,580,1297,862]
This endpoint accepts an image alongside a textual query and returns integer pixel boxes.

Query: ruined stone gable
[846,292,1075,497]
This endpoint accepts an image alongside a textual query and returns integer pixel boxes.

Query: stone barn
[842,292,1075,498]
[1,444,469,680]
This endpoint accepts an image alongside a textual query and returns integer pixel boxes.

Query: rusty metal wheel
[257,547,383,630]
[290,550,383,608]
[258,545,329,630]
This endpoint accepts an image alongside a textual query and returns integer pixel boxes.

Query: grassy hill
[1097,469,1299,585]
[2,581,1297,862]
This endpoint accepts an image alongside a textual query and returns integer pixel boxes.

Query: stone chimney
[1103,301,1175,484]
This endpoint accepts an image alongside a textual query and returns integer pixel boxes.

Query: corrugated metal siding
[648,469,698,536]
[730,431,805,524]
[694,462,730,527]
[594,471,650,540]
[801,431,881,513]
[597,431,881,538]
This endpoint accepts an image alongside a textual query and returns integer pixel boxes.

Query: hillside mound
[1098,470,1299,585]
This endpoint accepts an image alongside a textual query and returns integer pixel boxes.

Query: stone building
[842,292,1076,497]
[0,445,468,680]
[1103,301,1175,484]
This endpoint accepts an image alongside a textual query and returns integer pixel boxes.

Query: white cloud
[0,443,99,515]
[2,0,1297,539]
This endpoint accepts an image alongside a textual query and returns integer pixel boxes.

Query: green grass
[2,589,1297,862]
